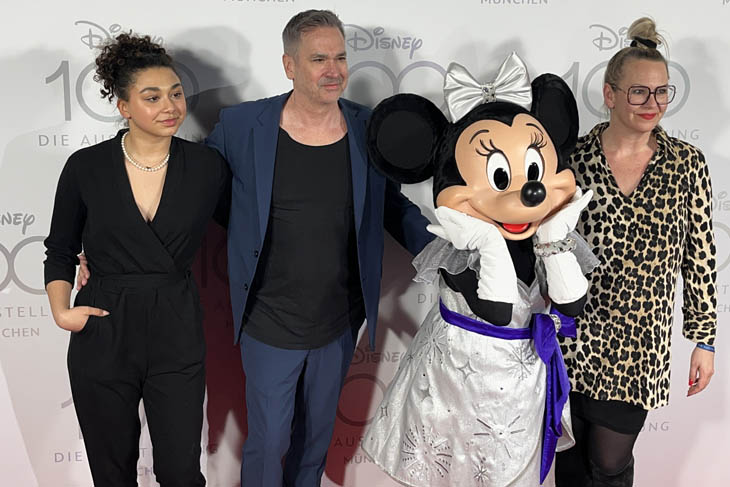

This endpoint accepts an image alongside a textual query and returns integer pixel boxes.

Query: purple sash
[439,301,576,484]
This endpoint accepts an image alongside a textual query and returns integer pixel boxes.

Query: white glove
[534,188,592,304]
[541,251,588,304]
[535,188,593,243]
[428,206,518,304]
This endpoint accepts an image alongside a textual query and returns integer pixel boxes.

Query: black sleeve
[440,269,513,326]
[383,179,435,256]
[212,152,232,229]
[552,296,587,317]
[43,156,86,286]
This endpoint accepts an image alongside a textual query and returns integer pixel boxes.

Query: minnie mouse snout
[520,181,546,207]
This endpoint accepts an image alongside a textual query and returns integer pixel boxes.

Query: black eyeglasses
[611,84,676,105]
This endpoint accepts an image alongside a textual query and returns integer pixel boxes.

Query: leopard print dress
[559,122,717,410]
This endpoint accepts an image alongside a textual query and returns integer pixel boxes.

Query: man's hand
[76,252,90,290]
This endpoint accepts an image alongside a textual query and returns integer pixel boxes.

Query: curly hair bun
[94,33,173,102]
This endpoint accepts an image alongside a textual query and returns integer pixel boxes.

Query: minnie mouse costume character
[361,53,598,486]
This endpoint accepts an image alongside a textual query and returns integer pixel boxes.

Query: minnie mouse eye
[487,152,511,191]
[524,147,544,182]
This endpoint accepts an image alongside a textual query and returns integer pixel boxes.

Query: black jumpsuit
[44,130,230,487]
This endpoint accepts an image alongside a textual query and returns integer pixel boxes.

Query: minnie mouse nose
[520,181,546,207]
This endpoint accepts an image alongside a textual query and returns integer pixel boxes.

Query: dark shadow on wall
[193,222,246,477]
[169,26,260,138]
[171,26,260,485]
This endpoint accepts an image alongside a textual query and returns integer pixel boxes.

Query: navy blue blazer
[206,92,433,348]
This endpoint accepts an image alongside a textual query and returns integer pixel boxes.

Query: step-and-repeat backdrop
[1,1,728,486]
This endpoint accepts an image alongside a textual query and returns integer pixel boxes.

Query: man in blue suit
[205,9,433,487]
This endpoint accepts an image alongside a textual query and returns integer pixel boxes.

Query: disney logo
[344,24,423,60]
[351,345,403,365]
[715,222,730,272]
[0,211,35,235]
[74,20,163,49]
[589,24,629,52]
[712,191,730,211]
[336,373,388,426]
[0,236,45,294]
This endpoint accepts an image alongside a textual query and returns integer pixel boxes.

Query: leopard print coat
[560,123,717,410]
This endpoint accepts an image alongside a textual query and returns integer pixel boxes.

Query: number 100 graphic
[45,60,200,122]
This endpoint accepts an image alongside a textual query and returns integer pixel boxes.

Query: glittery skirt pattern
[361,245,574,486]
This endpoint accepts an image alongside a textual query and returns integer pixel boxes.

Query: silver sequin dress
[361,237,587,486]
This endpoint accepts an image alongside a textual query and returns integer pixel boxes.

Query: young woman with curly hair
[44,33,230,486]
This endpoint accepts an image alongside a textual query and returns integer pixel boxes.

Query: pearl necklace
[121,132,170,172]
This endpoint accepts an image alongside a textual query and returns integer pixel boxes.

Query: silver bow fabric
[443,51,532,122]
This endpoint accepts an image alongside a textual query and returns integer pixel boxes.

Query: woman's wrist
[696,343,715,353]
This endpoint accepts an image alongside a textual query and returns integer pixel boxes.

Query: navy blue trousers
[239,327,356,487]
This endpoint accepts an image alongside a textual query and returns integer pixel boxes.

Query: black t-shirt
[243,128,365,349]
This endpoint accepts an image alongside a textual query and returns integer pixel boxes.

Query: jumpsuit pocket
[75,312,111,336]
[74,315,95,336]
[71,284,110,336]
[72,285,94,336]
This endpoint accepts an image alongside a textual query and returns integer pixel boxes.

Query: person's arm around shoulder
[355,98,434,257]
[383,179,434,256]
[205,107,231,161]
[681,146,716,397]
[203,105,238,228]
[212,148,232,229]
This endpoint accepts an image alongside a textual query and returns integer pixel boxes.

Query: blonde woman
[555,18,716,487]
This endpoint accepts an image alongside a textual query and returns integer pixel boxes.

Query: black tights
[556,414,640,486]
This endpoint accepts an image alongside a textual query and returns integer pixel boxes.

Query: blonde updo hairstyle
[604,17,668,89]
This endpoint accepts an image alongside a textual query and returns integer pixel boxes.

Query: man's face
[283,26,348,106]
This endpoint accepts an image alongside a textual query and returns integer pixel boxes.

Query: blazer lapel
[342,101,367,232]
[253,94,287,243]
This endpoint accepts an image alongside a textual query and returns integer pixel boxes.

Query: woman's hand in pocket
[55,306,109,332]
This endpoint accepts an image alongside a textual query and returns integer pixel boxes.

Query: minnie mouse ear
[530,74,579,164]
[367,93,448,184]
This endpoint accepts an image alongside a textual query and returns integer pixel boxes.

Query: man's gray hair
[282,9,345,56]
